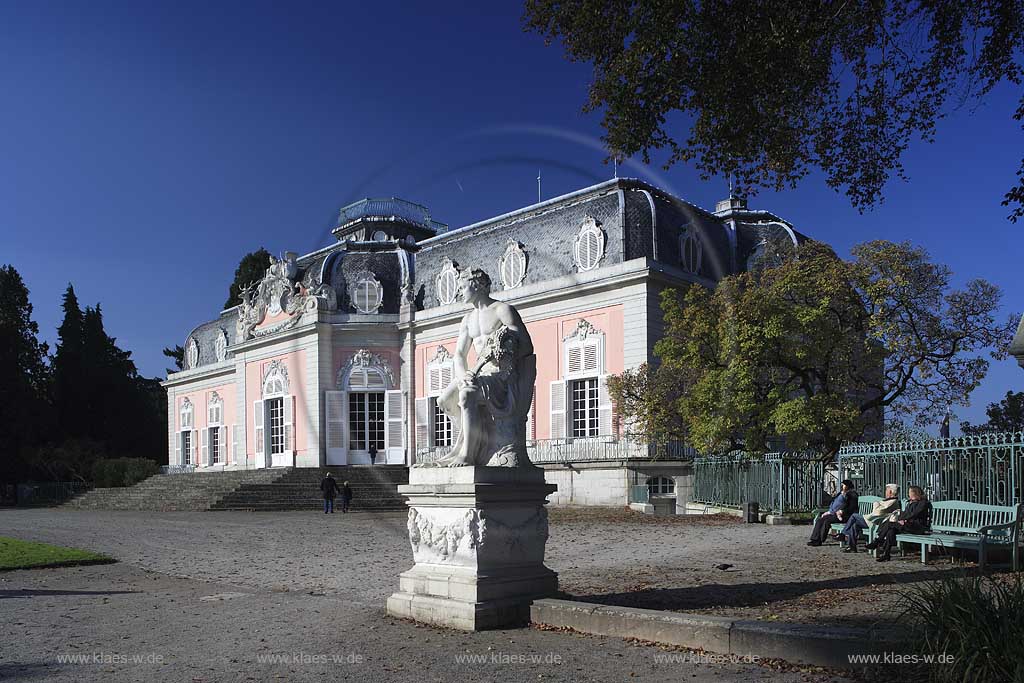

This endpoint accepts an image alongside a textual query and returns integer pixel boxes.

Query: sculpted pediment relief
[236,253,338,341]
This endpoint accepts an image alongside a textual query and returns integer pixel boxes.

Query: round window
[372,230,388,242]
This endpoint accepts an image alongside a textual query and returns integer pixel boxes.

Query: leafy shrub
[91,458,159,488]
[899,574,1024,682]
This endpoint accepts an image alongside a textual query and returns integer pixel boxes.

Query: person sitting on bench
[867,485,931,562]
[808,480,858,547]
[841,484,901,553]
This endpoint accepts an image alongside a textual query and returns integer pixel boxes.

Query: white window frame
[647,476,676,496]
[424,346,456,449]
[206,392,225,466]
[436,259,461,306]
[258,360,293,467]
[350,270,384,314]
[572,216,605,272]
[498,240,528,290]
[185,337,199,369]
[331,352,399,465]
[552,319,615,441]
[679,226,703,274]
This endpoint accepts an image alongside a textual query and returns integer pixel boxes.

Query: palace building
[162,178,808,507]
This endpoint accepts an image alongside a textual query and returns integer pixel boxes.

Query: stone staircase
[64,469,291,511]
[210,466,409,512]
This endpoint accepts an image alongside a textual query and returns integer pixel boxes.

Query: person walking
[340,480,353,513]
[320,472,340,514]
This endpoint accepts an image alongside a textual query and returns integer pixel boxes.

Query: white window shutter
[567,345,582,376]
[550,380,567,440]
[384,390,404,463]
[525,392,535,442]
[201,428,209,465]
[219,425,227,464]
[232,424,242,465]
[415,397,430,450]
[598,374,614,437]
[208,403,215,425]
[284,396,295,455]
[325,391,347,464]
[583,342,600,374]
[440,365,452,392]
[175,432,182,465]
[192,430,199,464]
[254,400,265,458]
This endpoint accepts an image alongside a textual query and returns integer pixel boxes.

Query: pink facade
[244,350,308,456]
[175,383,236,463]
[415,304,624,441]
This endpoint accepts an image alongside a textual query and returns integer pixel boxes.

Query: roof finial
[537,170,542,203]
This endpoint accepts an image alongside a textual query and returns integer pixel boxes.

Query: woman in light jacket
[841,484,901,553]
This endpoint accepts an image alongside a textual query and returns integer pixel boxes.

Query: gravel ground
[0,506,965,681]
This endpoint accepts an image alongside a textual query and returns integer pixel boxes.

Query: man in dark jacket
[320,472,340,514]
[867,485,931,562]
[808,480,859,546]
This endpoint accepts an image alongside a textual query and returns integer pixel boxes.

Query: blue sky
[1,1,1021,432]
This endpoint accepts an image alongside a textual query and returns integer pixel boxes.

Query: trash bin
[742,501,759,523]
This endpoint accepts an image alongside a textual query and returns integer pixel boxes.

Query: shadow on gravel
[0,588,137,600]
[571,566,979,617]
[0,663,65,681]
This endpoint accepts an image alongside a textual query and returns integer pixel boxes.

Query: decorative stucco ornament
[337,349,394,389]
[236,253,338,341]
[422,267,536,468]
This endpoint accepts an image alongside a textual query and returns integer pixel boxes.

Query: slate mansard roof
[177,178,809,372]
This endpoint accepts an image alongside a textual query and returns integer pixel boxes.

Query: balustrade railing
[415,437,694,466]
[692,453,825,514]
[838,431,1024,506]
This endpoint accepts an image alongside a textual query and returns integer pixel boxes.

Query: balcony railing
[415,438,695,466]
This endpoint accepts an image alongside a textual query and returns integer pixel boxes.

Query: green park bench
[883,501,1023,571]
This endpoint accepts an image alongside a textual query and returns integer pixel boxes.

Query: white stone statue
[428,268,536,468]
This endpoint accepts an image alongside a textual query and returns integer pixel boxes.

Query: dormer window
[499,240,528,290]
[573,216,605,271]
[680,226,703,274]
[350,271,384,314]
[436,259,461,306]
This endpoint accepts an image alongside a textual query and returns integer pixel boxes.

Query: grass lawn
[0,536,115,571]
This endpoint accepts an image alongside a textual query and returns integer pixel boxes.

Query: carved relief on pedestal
[235,253,338,341]
[406,506,550,565]
[407,508,482,565]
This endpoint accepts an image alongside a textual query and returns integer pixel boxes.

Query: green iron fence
[692,453,826,514]
[838,431,1024,506]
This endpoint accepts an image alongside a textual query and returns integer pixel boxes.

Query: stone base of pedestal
[386,466,558,631]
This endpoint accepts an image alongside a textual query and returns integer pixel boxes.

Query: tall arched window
[327,350,402,466]
[255,360,294,467]
[177,398,194,466]
[205,392,226,466]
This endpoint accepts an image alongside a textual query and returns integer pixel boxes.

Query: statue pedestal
[386,467,558,630]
